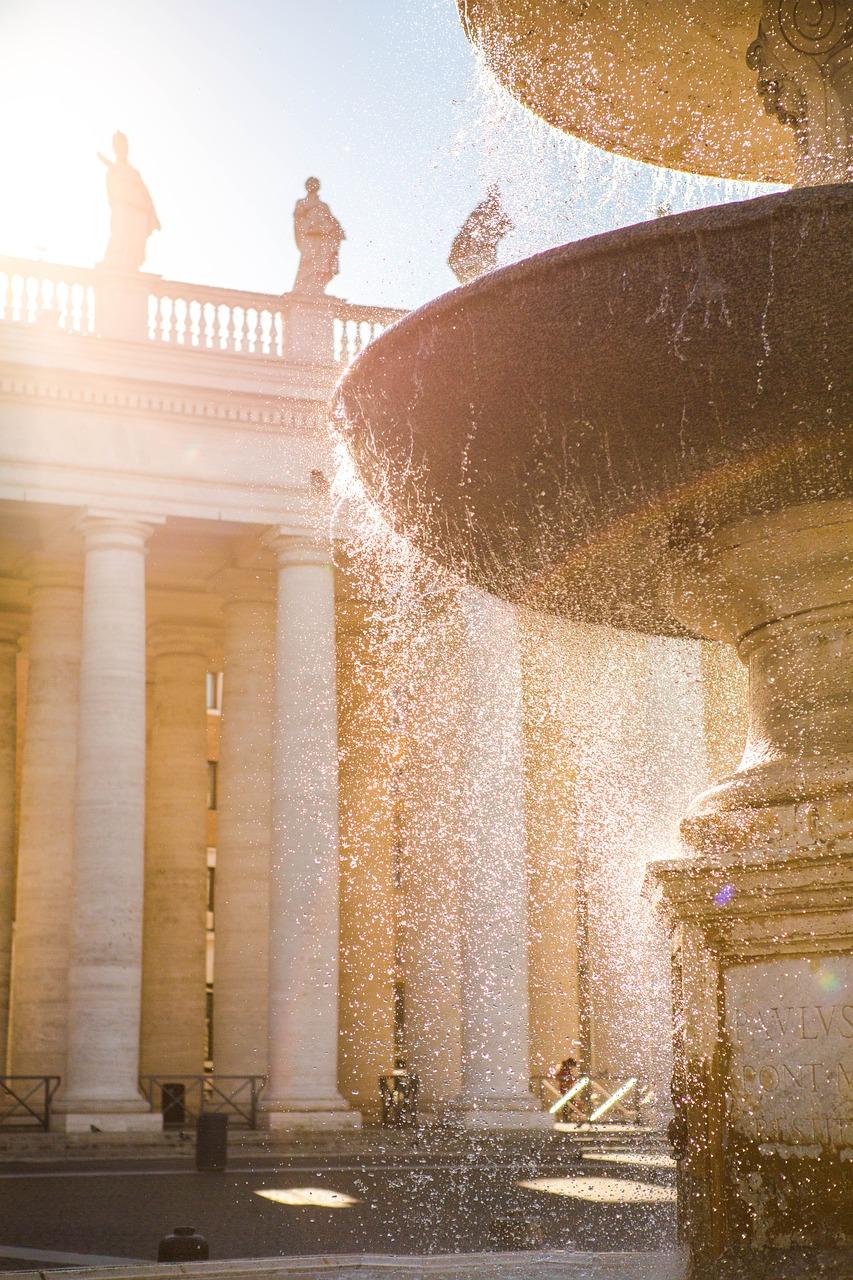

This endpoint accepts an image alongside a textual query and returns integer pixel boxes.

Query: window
[206,671,223,713]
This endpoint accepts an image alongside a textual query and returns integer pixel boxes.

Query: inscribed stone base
[647,835,853,1278]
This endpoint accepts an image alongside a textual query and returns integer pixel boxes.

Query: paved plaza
[0,1138,676,1276]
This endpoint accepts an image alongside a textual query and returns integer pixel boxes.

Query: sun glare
[581,1151,676,1170]
[519,1176,676,1204]
[254,1187,360,1208]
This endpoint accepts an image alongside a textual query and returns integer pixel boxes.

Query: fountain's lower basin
[335,185,852,638]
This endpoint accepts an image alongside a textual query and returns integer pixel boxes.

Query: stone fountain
[334,3,852,1277]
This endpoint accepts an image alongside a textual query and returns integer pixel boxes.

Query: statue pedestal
[647,499,853,1278]
[282,294,335,365]
[95,269,155,343]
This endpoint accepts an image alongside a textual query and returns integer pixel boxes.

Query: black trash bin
[161,1082,186,1127]
[195,1112,228,1171]
[158,1227,209,1262]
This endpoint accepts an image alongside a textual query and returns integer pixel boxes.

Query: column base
[259,1098,362,1132]
[52,1108,163,1134]
[453,1098,554,1131]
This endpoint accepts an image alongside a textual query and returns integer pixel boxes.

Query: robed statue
[448,184,513,285]
[98,131,160,271]
[292,177,345,294]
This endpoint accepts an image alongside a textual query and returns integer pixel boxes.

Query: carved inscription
[725,957,853,1150]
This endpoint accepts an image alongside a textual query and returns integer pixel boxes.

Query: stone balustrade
[0,256,404,366]
[0,259,96,335]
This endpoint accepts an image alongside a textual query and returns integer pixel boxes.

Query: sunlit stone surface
[5,1251,688,1279]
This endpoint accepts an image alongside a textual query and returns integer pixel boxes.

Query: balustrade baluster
[171,297,185,345]
[185,295,199,345]
[56,282,69,332]
[164,296,176,343]
[227,305,240,355]
[25,276,39,324]
[258,309,270,355]
[245,307,259,354]
[200,301,213,348]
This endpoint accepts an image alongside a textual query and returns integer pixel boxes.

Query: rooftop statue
[448,185,513,285]
[98,131,160,272]
[292,177,345,294]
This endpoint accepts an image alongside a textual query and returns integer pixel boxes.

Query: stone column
[213,577,274,1075]
[0,619,18,1070]
[139,624,209,1076]
[9,565,82,1077]
[648,498,853,1277]
[53,514,161,1131]
[454,589,549,1128]
[336,608,397,1122]
[397,596,464,1118]
[260,527,359,1129]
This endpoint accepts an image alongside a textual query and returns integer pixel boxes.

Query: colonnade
[1,510,545,1132]
[1,513,352,1130]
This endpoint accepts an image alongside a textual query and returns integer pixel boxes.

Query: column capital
[147,621,214,661]
[0,612,22,650]
[28,553,83,594]
[0,576,30,644]
[263,520,334,569]
[77,510,164,553]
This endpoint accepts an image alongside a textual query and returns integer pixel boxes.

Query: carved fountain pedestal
[648,500,853,1277]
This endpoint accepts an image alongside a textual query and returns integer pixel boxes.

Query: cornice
[0,366,331,436]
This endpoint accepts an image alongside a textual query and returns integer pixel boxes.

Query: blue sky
[0,0,776,310]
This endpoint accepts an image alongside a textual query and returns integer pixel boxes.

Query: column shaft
[261,532,359,1129]
[336,619,397,1122]
[455,589,547,1127]
[55,516,160,1130]
[213,592,273,1074]
[9,574,81,1076]
[0,626,18,1069]
[398,601,464,1115]
[140,632,209,1075]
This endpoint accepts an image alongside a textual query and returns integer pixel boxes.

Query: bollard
[157,1226,209,1262]
[195,1111,228,1171]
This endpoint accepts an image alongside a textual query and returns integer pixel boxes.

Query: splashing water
[331,438,723,1123]
[457,51,784,272]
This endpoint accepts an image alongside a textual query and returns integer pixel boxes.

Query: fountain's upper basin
[334,186,852,638]
[457,0,796,184]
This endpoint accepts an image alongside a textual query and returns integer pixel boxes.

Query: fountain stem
[669,500,853,853]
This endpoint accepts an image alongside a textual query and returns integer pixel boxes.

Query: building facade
[0,252,746,1132]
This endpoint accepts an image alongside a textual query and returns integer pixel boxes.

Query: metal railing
[0,1076,61,1131]
[139,1075,265,1129]
[533,1072,655,1125]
